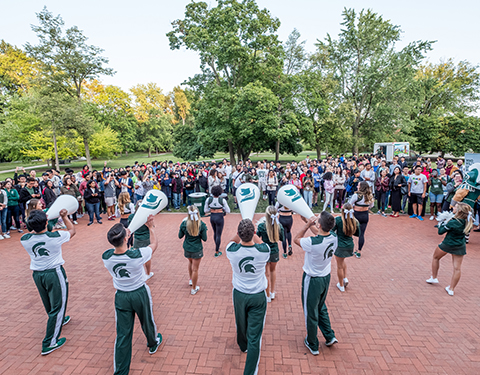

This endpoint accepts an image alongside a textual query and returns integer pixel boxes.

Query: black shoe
[473,228,480,232]
[288,246,293,256]
[87,222,93,226]
[97,221,103,224]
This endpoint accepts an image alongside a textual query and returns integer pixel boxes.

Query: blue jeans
[0,207,7,233]
[173,193,181,209]
[186,190,194,205]
[7,205,20,230]
[85,202,101,223]
[304,190,313,208]
[134,194,144,205]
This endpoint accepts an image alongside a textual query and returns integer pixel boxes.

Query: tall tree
[0,41,38,96]
[25,7,115,168]
[316,8,433,153]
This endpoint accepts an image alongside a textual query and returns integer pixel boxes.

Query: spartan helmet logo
[284,188,301,202]
[113,263,131,278]
[466,163,480,188]
[238,257,256,273]
[141,193,162,210]
[323,243,335,260]
[32,242,49,257]
[239,188,255,203]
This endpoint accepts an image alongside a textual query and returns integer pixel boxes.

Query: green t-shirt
[256,221,284,254]
[333,216,360,250]
[178,220,208,252]
[430,177,443,195]
[128,214,150,242]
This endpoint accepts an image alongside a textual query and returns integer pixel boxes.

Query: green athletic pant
[114,284,158,375]
[301,272,335,351]
[32,266,69,348]
[233,288,267,375]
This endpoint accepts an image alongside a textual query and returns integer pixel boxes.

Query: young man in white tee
[20,209,76,355]
[103,216,162,375]
[226,219,270,375]
[294,212,338,355]
[408,165,428,221]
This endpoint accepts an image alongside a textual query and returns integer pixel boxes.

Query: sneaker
[10,226,17,230]
[18,229,23,233]
[288,246,293,256]
[282,253,287,259]
[41,337,66,355]
[266,296,271,303]
[377,210,382,215]
[0,235,4,240]
[355,251,361,259]
[191,286,200,295]
[214,251,222,257]
[189,279,193,286]
[343,278,349,288]
[167,208,172,212]
[429,216,435,221]
[270,292,275,300]
[3,233,10,239]
[445,286,454,296]
[409,214,417,219]
[146,272,154,280]
[87,222,93,226]
[426,277,439,284]
[417,216,424,221]
[304,338,319,355]
[73,221,78,225]
[326,337,339,347]
[98,221,103,224]
[336,283,345,292]
[149,333,163,354]
[63,316,71,326]
[381,213,387,217]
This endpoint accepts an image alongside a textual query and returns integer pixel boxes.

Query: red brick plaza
[1,213,480,375]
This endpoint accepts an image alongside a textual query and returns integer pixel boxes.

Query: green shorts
[438,243,466,256]
[184,250,203,259]
[334,247,354,258]
[268,252,279,263]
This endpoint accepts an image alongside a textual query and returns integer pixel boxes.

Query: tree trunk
[52,126,60,171]
[325,145,329,158]
[352,122,359,154]
[316,144,321,160]
[148,148,152,158]
[83,137,92,170]
[228,139,236,166]
[275,140,280,162]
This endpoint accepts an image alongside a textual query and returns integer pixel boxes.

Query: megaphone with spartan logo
[277,185,315,220]
[235,183,260,221]
[128,190,168,233]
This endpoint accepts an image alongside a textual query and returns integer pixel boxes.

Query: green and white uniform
[128,213,150,248]
[178,219,208,258]
[438,218,467,255]
[333,216,360,258]
[226,241,270,375]
[300,233,338,351]
[102,247,159,375]
[256,221,284,263]
[21,231,71,349]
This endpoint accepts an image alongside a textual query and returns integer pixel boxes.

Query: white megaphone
[236,183,260,221]
[46,195,79,220]
[128,190,168,233]
[277,185,315,219]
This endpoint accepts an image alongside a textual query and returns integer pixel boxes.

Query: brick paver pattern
[1,213,479,375]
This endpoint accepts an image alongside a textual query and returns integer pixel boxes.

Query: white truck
[373,142,410,162]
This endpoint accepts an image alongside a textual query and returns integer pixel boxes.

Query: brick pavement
[0,212,479,375]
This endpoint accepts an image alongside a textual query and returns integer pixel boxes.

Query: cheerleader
[178,206,208,295]
[256,206,284,302]
[333,203,360,292]
[426,202,473,296]
[116,192,135,228]
[204,185,230,257]
[275,201,293,258]
[348,181,374,258]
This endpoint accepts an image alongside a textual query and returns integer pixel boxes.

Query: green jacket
[6,189,19,207]
[439,218,466,248]
[178,220,208,252]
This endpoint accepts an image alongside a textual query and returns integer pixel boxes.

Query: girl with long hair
[348,181,374,258]
[333,203,360,292]
[116,192,135,228]
[204,185,230,257]
[256,206,284,302]
[179,205,208,295]
[275,201,294,258]
[426,202,473,296]
[322,172,335,213]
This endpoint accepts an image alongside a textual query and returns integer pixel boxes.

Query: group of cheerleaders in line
[179,180,475,297]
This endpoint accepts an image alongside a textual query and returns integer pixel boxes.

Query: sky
[2,0,479,94]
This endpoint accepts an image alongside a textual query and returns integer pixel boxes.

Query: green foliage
[84,125,121,158]
[137,111,174,156]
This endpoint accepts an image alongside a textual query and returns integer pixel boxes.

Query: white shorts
[105,196,116,207]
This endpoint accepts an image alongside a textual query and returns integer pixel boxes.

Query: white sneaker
[336,283,345,292]
[0,235,4,240]
[146,272,154,280]
[10,226,17,230]
[429,216,435,221]
[3,233,10,239]
[426,277,439,284]
[270,292,275,300]
[343,278,349,287]
[189,279,193,286]
[191,286,200,295]
[266,296,271,303]
[445,286,454,296]
[73,221,78,225]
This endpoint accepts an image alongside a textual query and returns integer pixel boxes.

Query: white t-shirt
[102,247,152,292]
[300,233,338,277]
[360,169,375,188]
[21,231,71,271]
[226,242,270,294]
[257,169,268,181]
[224,165,232,179]
[408,174,427,194]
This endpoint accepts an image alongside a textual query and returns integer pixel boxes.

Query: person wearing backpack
[204,185,230,257]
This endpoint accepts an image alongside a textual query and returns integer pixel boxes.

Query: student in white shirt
[102,216,162,375]
[408,165,428,221]
[20,209,76,355]
[294,212,338,356]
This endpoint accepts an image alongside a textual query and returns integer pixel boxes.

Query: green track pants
[233,288,267,375]
[114,284,158,375]
[301,272,335,351]
[32,266,69,348]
